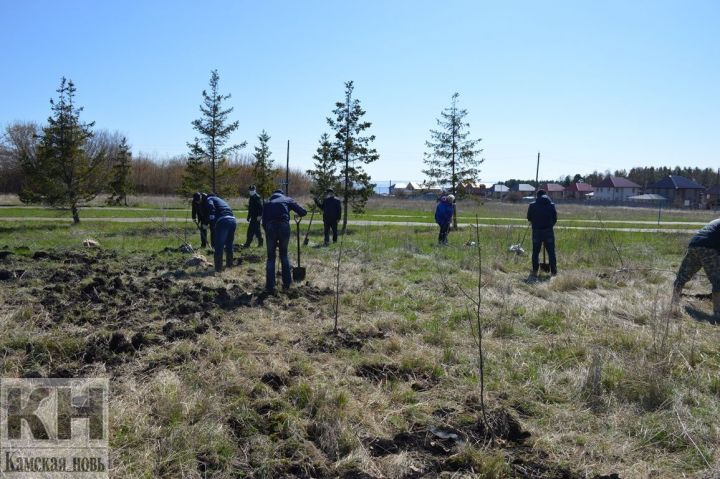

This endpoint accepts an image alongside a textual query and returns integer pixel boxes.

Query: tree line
[2,72,487,226]
[503,166,720,191]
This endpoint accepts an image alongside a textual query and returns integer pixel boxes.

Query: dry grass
[1,220,719,478]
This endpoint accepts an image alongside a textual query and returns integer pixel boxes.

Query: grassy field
[1,200,720,478]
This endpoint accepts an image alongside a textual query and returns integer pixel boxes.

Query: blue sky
[1,0,718,184]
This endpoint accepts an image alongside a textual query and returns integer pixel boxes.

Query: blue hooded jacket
[262,191,307,224]
[203,195,234,226]
[526,194,557,230]
[435,198,453,226]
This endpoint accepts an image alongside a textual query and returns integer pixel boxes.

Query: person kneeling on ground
[435,194,454,245]
[243,185,264,248]
[316,188,342,246]
[262,189,307,293]
[673,218,720,317]
[526,189,557,276]
[204,194,237,273]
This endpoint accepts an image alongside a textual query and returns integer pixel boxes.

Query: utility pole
[285,140,290,195]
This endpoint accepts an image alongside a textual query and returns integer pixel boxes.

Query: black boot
[226,252,234,269]
[214,257,223,273]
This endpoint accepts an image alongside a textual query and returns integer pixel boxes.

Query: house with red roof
[648,175,705,208]
[539,183,565,201]
[593,176,641,201]
[564,182,595,200]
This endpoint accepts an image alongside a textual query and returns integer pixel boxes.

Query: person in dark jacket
[262,189,307,292]
[242,185,264,248]
[203,194,237,273]
[191,192,212,248]
[435,194,454,245]
[316,188,342,246]
[673,218,720,316]
[526,190,558,276]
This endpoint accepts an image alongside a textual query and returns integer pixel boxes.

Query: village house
[488,184,509,199]
[564,182,595,200]
[593,176,641,201]
[706,185,720,209]
[510,183,535,196]
[647,175,705,208]
[459,181,487,196]
[539,183,565,201]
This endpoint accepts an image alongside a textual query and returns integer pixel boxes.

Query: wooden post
[285,140,290,195]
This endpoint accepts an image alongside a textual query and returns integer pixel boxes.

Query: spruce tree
[107,137,133,206]
[422,92,483,229]
[186,69,245,196]
[252,130,276,198]
[306,133,340,203]
[178,153,208,197]
[19,77,107,223]
[327,81,379,233]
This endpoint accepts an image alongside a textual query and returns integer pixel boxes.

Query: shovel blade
[539,263,551,273]
[292,267,306,282]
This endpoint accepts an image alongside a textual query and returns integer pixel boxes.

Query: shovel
[303,209,316,246]
[292,216,306,282]
[539,244,551,273]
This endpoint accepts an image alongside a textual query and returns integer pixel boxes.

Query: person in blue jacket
[435,194,454,245]
[526,189,558,276]
[203,194,237,273]
[262,189,307,293]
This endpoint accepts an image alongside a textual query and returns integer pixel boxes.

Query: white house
[593,176,641,201]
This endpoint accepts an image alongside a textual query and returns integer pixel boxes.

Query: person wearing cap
[315,188,342,246]
[191,192,212,248]
[672,218,720,317]
[435,194,454,245]
[242,185,264,248]
[203,194,237,273]
[526,189,558,276]
[262,189,307,293]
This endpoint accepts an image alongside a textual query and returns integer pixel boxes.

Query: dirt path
[0,216,699,233]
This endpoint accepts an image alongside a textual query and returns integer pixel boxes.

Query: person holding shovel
[315,188,342,246]
[203,194,237,273]
[262,189,307,293]
[526,189,557,277]
[242,185,264,248]
[672,218,720,317]
[191,192,212,248]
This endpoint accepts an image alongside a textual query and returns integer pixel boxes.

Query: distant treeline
[505,166,720,190]
[0,121,310,197]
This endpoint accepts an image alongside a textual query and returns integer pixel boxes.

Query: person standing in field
[203,194,237,273]
[242,185,264,248]
[526,189,557,276]
[262,189,307,293]
[316,188,342,246]
[435,194,454,245]
[672,218,720,317]
[191,192,211,248]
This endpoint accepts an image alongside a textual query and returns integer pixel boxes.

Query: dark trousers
[438,223,451,244]
[244,219,263,247]
[323,220,338,244]
[213,217,236,269]
[531,228,557,274]
[198,224,212,248]
[265,222,291,291]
